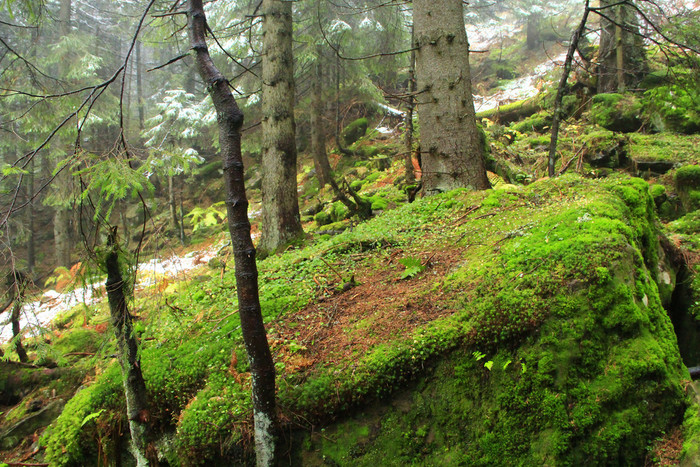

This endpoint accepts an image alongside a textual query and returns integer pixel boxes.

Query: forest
[0,0,699,465]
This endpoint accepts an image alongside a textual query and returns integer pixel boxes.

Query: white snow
[473,52,568,114]
[0,242,225,343]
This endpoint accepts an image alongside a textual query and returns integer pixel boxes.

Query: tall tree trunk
[549,0,591,177]
[54,0,73,268]
[105,229,149,467]
[597,0,645,93]
[187,2,281,465]
[259,0,303,256]
[404,24,417,185]
[136,40,145,131]
[310,50,333,188]
[413,0,490,195]
[27,157,35,274]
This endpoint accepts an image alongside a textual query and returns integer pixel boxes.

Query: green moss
[528,134,551,148]
[342,118,368,146]
[314,211,331,226]
[628,134,700,164]
[42,364,124,467]
[369,195,389,211]
[53,328,101,356]
[511,111,551,134]
[676,165,700,190]
[590,93,643,132]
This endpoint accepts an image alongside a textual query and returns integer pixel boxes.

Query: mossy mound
[40,176,690,466]
[590,93,643,133]
[294,176,688,465]
[342,118,368,146]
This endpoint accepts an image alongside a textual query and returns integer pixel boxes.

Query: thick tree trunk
[597,0,646,93]
[258,0,303,256]
[310,51,333,188]
[549,0,591,177]
[413,0,490,195]
[187,2,281,465]
[105,230,149,467]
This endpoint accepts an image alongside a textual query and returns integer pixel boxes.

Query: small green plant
[186,202,226,232]
[399,257,425,279]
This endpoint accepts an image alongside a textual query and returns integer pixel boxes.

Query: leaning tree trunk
[310,50,333,188]
[413,0,490,195]
[187,2,281,465]
[105,230,149,467]
[258,0,303,256]
[549,0,591,177]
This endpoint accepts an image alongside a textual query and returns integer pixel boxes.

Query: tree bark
[187,2,281,465]
[310,50,333,188]
[597,0,646,93]
[105,229,149,467]
[135,40,145,131]
[54,0,73,268]
[404,24,417,185]
[549,0,591,177]
[168,174,181,239]
[413,0,490,195]
[258,0,303,256]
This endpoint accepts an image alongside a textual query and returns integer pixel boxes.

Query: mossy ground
[31,173,692,466]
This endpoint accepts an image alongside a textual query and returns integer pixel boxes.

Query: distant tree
[258,0,303,256]
[413,0,490,194]
[597,0,647,92]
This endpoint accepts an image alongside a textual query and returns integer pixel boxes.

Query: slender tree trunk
[187,2,280,465]
[27,158,35,273]
[413,0,490,194]
[615,7,625,92]
[548,0,591,177]
[54,0,73,268]
[168,175,180,237]
[136,40,145,131]
[404,24,417,185]
[310,50,333,188]
[105,229,149,467]
[259,0,303,255]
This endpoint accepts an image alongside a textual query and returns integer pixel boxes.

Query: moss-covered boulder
[676,165,700,212]
[342,118,368,147]
[590,93,643,132]
[40,176,691,466]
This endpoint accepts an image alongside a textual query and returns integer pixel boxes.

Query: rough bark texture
[258,0,303,256]
[187,2,280,465]
[413,0,490,195]
[310,52,333,188]
[105,231,149,467]
[597,0,646,92]
[549,0,591,177]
